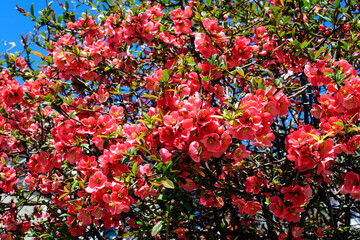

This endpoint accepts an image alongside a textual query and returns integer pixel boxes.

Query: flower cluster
[1,0,360,239]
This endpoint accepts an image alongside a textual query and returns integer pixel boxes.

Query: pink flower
[232,36,253,61]
[315,227,324,238]
[201,133,221,152]
[138,164,152,176]
[253,26,268,43]
[171,7,193,34]
[278,233,288,240]
[0,233,14,240]
[135,183,155,198]
[109,106,124,119]
[68,224,84,237]
[98,115,117,135]
[159,126,175,144]
[96,85,109,103]
[178,178,197,192]
[189,141,200,162]
[202,18,226,43]
[86,171,107,193]
[111,184,130,205]
[232,145,250,162]
[82,117,97,134]
[65,147,83,164]
[77,209,92,227]
[160,148,172,163]
[304,60,331,86]
[123,124,141,143]
[174,19,193,34]
[194,34,217,58]
[197,109,212,124]
[15,57,27,70]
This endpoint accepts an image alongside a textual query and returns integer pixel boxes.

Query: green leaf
[141,94,158,99]
[71,180,78,190]
[302,0,310,9]
[132,162,138,175]
[301,41,308,50]
[315,46,327,58]
[69,110,76,118]
[162,69,169,83]
[276,12,282,25]
[162,179,175,189]
[59,213,72,218]
[122,232,137,238]
[188,57,195,66]
[308,48,315,59]
[59,192,70,200]
[341,41,349,51]
[57,15,63,23]
[252,2,257,12]
[23,92,34,101]
[206,0,212,7]
[318,14,332,23]
[65,0,69,11]
[31,4,34,16]
[32,51,45,58]
[333,122,344,127]
[292,40,301,48]
[1,157,6,165]
[334,0,341,9]
[307,133,320,142]
[258,78,265,90]
[151,220,163,236]
[182,199,192,212]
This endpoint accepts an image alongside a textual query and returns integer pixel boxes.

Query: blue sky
[0,1,49,54]
[0,0,87,54]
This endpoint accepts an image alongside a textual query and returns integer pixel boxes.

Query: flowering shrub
[1,0,360,239]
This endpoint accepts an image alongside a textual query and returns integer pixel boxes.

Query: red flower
[269,196,285,218]
[171,7,193,35]
[291,226,304,239]
[281,185,309,207]
[343,172,360,194]
[232,36,253,61]
[77,209,92,227]
[244,201,262,216]
[159,126,175,144]
[195,34,218,58]
[284,206,304,223]
[232,198,246,214]
[245,175,264,194]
